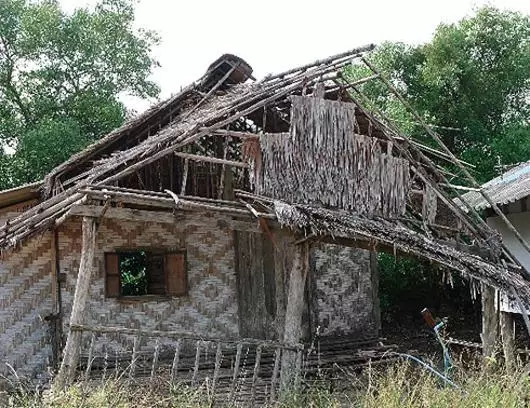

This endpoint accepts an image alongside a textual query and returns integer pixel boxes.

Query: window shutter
[147,254,166,295]
[165,252,187,296]
[105,253,120,298]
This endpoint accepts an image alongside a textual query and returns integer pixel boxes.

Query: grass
[1,362,529,407]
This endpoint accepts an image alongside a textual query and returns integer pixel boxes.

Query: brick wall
[310,244,379,338]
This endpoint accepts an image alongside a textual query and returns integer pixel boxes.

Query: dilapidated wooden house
[1,46,530,393]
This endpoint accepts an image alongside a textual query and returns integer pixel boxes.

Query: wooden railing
[69,324,303,406]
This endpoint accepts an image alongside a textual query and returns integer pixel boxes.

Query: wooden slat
[105,253,120,298]
[165,253,187,296]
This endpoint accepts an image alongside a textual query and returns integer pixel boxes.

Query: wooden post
[481,284,499,360]
[54,216,97,390]
[500,311,515,372]
[280,242,308,393]
[49,229,63,371]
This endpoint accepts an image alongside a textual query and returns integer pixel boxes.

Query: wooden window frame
[104,248,187,300]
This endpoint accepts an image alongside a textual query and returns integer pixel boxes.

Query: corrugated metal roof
[461,160,530,210]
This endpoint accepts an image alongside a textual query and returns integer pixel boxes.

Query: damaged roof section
[0,44,529,305]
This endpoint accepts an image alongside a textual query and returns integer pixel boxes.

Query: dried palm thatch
[255,97,409,217]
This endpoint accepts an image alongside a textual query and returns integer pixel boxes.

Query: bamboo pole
[130,335,141,379]
[362,56,530,276]
[212,342,223,394]
[150,339,160,382]
[229,343,243,403]
[54,216,97,390]
[69,324,301,350]
[170,340,181,383]
[85,333,96,381]
[192,341,201,386]
[269,347,281,403]
[259,44,374,82]
[250,345,263,406]
[173,151,249,168]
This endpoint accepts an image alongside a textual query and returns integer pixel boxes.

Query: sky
[59,0,530,111]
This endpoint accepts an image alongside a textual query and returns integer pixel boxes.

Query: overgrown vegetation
[3,362,529,407]
[347,6,530,183]
[120,251,148,296]
[0,0,160,189]
[378,253,478,322]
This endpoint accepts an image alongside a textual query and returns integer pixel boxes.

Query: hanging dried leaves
[255,96,410,218]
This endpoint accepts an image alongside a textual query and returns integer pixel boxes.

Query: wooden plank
[165,253,187,296]
[500,312,515,372]
[481,284,499,358]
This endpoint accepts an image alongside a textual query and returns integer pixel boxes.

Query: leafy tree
[348,6,530,182]
[0,0,160,189]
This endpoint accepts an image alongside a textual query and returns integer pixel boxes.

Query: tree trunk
[54,217,97,390]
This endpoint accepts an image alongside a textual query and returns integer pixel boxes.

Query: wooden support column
[49,229,63,370]
[481,284,499,360]
[500,311,515,372]
[280,241,309,393]
[54,217,97,390]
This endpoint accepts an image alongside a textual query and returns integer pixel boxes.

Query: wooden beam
[54,216,97,389]
[174,152,249,168]
[69,205,262,233]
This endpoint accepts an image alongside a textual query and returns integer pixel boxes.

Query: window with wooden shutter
[165,252,187,296]
[105,253,120,298]
[105,250,187,298]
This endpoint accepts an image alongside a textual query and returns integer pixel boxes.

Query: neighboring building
[1,48,528,384]
[462,161,530,312]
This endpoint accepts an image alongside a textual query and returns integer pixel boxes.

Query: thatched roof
[1,44,528,303]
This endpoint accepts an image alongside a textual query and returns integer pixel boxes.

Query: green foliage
[347,6,530,182]
[0,0,160,189]
[119,251,148,296]
[378,253,441,317]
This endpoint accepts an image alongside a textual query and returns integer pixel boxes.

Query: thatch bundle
[255,96,409,217]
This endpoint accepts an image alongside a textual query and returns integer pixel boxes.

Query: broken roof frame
[1,44,530,309]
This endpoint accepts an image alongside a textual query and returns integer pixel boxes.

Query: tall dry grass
[1,361,529,407]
